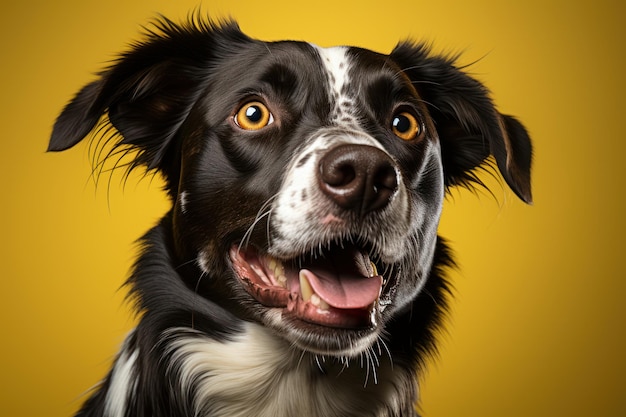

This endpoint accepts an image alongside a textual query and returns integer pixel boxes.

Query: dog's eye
[234,101,274,131]
[391,112,421,141]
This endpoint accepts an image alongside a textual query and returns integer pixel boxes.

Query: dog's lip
[228,244,384,329]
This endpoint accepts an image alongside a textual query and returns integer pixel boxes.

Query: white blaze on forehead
[311,45,359,127]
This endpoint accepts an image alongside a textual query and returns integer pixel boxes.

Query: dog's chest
[168,323,409,417]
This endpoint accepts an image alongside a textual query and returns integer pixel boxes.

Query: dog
[49,15,532,417]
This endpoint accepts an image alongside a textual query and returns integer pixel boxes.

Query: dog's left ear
[391,42,533,204]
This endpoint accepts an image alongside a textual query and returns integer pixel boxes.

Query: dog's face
[49,21,532,357]
[179,42,445,355]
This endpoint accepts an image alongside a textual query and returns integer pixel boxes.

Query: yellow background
[2,0,624,416]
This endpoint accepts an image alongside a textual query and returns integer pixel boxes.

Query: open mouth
[229,242,385,329]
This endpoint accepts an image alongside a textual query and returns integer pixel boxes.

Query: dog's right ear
[48,17,251,191]
[48,80,105,153]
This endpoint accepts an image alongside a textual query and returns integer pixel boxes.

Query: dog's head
[49,19,531,357]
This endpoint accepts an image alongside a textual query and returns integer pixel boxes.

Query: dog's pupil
[246,106,262,122]
[393,115,410,132]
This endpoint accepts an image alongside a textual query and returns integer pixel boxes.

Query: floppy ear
[390,42,533,204]
[48,17,250,193]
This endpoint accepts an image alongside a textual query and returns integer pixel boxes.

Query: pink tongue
[300,269,382,309]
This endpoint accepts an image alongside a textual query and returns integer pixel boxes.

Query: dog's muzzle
[230,140,406,336]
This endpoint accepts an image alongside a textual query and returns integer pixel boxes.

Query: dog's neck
[164,322,417,417]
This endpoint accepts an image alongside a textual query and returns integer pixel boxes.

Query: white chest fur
[166,322,412,417]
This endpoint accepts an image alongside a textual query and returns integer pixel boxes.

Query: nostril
[367,164,398,211]
[318,144,398,215]
[374,164,398,193]
[322,161,356,188]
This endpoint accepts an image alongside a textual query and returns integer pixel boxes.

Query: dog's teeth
[269,258,278,272]
[311,294,330,311]
[276,274,287,288]
[370,261,378,277]
[299,271,314,302]
[311,294,320,306]
[299,272,330,310]
[275,259,285,274]
[268,257,287,287]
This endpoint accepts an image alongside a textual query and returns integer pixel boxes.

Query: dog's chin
[266,310,383,357]
[229,243,394,356]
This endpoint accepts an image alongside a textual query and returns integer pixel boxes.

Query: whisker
[314,355,325,373]
[407,79,442,87]
[239,210,272,252]
[369,347,379,385]
[335,355,349,376]
[362,349,375,387]
[296,350,307,371]
[173,258,200,271]
[363,352,369,387]
[265,203,273,248]
[422,288,440,307]
[377,335,394,371]
[410,95,442,112]
[238,194,278,252]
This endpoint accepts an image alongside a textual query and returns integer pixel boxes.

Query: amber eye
[234,101,274,131]
[391,111,421,141]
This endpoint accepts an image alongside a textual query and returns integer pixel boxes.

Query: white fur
[313,46,359,128]
[165,322,410,417]
[179,190,189,214]
[104,338,138,417]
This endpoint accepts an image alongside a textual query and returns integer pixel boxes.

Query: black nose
[318,144,398,215]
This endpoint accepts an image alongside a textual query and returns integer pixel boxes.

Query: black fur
[49,15,532,417]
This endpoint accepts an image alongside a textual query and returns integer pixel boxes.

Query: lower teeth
[299,271,330,311]
[310,294,330,310]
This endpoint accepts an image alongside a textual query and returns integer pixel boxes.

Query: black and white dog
[49,16,532,417]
